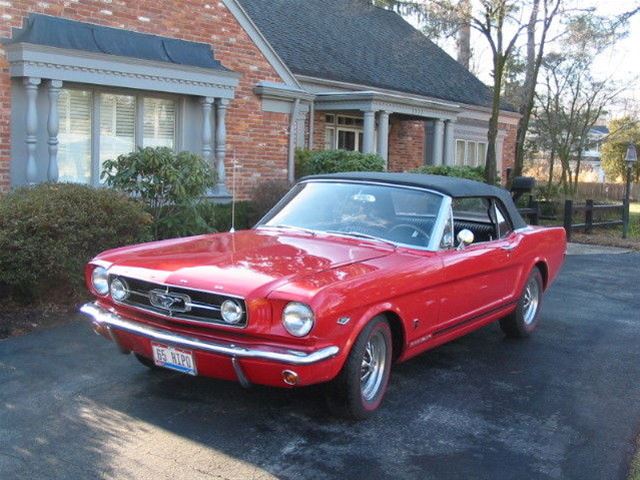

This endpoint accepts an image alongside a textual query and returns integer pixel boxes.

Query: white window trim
[455,139,487,167]
[324,113,374,152]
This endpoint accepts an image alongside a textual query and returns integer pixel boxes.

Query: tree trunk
[547,148,555,188]
[485,58,504,185]
[513,0,540,182]
[457,0,472,70]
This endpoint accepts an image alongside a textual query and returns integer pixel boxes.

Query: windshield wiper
[324,230,396,248]
[259,224,317,235]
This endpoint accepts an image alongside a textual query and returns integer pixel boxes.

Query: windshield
[257,181,445,249]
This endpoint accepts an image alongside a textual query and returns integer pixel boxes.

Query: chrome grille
[109,275,247,327]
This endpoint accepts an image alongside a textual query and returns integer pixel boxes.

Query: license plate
[151,343,197,376]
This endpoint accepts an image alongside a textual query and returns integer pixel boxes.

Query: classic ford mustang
[81,172,566,418]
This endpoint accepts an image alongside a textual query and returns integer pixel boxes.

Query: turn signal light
[282,370,299,386]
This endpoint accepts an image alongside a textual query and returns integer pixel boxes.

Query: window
[57,87,178,185]
[455,140,487,167]
[494,201,513,239]
[324,114,367,152]
[144,98,176,148]
[58,89,92,184]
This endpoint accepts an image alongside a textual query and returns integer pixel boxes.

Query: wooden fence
[561,200,627,242]
[574,182,639,202]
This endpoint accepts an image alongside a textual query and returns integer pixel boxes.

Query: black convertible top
[304,172,527,229]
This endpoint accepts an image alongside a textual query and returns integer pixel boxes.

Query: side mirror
[457,229,474,250]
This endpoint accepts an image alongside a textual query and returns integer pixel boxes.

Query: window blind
[143,98,176,148]
[58,89,92,184]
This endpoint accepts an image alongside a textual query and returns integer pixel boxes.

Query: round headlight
[91,266,109,296]
[110,277,129,302]
[282,302,314,337]
[221,299,244,324]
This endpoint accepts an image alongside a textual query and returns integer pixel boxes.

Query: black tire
[500,267,544,338]
[325,316,393,420]
[134,353,163,371]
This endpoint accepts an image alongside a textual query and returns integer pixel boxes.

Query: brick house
[0,0,519,200]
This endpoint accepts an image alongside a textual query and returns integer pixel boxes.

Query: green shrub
[0,183,152,302]
[196,201,254,232]
[249,179,292,224]
[296,149,385,177]
[410,165,486,182]
[102,147,215,239]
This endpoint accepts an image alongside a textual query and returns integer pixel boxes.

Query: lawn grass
[630,435,640,480]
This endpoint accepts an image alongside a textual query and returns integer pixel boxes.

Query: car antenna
[230,149,237,233]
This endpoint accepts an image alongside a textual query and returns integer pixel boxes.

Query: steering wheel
[387,223,430,245]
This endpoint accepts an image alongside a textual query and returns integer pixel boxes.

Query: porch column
[214,98,230,197]
[47,80,62,182]
[377,111,390,168]
[432,119,444,166]
[362,109,376,154]
[24,77,41,184]
[443,119,456,166]
[200,97,214,168]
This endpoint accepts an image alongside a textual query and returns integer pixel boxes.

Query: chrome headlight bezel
[91,266,109,296]
[109,277,129,302]
[220,299,244,324]
[282,302,315,337]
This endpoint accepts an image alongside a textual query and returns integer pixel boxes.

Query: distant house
[0,0,519,198]
[582,126,609,182]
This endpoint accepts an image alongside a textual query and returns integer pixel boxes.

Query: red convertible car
[81,173,566,418]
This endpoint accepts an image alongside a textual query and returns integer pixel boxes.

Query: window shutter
[58,89,92,184]
[143,98,176,148]
[99,94,136,179]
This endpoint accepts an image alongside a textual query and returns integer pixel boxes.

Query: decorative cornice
[6,43,239,99]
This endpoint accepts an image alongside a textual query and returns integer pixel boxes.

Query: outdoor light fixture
[623,142,637,239]
[626,142,638,168]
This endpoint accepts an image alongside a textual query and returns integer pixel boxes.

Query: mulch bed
[0,303,80,339]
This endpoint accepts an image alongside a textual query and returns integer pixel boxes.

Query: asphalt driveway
[1,252,640,480]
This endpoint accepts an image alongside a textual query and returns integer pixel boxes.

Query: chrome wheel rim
[360,330,387,402]
[523,277,540,325]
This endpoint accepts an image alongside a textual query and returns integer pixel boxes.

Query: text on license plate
[152,343,197,376]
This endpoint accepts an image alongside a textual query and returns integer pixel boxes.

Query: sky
[428,0,640,118]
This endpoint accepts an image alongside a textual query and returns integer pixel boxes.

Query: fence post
[564,199,573,242]
[622,198,630,239]
[585,199,593,234]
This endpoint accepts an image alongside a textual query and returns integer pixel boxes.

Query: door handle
[500,244,516,251]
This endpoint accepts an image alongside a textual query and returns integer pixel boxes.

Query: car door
[433,197,515,333]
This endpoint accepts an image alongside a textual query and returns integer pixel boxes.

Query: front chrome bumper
[80,302,339,366]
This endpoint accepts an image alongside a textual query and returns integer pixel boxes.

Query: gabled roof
[5,14,229,71]
[237,0,508,110]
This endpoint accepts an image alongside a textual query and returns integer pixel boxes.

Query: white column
[200,97,214,168]
[377,111,390,169]
[47,80,62,182]
[432,119,444,166]
[362,110,376,154]
[443,119,456,166]
[214,98,230,197]
[24,77,41,184]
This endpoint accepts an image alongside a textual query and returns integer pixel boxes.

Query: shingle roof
[5,14,228,71]
[237,0,507,110]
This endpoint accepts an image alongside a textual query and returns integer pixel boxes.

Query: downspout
[308,101,315,150]
[288,98,301,183]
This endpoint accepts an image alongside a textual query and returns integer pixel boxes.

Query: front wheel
[325,316,392,419]
[500,268,543,338]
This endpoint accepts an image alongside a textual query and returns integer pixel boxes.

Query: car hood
[96,229,394,298]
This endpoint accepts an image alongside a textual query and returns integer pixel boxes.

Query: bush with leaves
[102,147,215,239]
[0,183,152,302]
[249,178,292,224]
[296,150,385,177]
[409,165,487,182]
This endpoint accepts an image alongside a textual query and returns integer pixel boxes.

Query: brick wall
[388,118,425,172]
[0,0,291,198]
[500,122,517,182]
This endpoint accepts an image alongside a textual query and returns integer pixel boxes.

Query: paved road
[1,253,640,480]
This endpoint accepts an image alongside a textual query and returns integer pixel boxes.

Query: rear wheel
[325,316,392,419]
[500,268,543,338]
